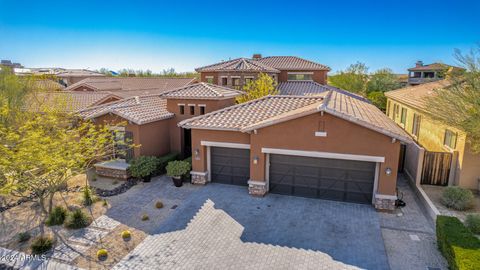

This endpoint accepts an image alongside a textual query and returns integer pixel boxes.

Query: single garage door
[269,154,376,204]
[211,147,250,186]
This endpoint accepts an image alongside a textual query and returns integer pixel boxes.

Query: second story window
[205,76,214,84]
[199,105,206,115]
[221,77,228,86]
[189,105,195,115]
[412,113,421,137]
[444,129,457,149]
[179,104,185,115]
[287,73,313,81]
[232,77,240,86]
[400,108,407,125]
[386,100,391,117]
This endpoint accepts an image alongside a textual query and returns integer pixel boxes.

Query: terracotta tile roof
[277,81,330,96]
[32,79,65,90]
[55,69,106,78]
[278,81,370,102]
[78,95,174,125]
[408,63,463,72]
[385,80,451,111]
[180,92,411,142]
[323,91,411,142]
[257,56,330,71]
[65,77,196,94]
[179,96,323,131]
[29,91,121,113]
[162,82,243,100]
[195,58,280,73]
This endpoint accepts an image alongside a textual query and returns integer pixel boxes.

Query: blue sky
[1,0,479,73]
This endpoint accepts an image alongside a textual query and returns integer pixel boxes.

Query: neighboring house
[14,67,106,86]
[66,77,197,98]
[29,91,122,113]
[196,54,330,90]
[178,90,411,210]
[385,80,480,189]
[78,82,243,163]
[407,61,464,85]
[1,59,23,68]
[32,79,65,91]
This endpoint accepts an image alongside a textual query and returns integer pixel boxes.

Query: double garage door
[210,147,376,204]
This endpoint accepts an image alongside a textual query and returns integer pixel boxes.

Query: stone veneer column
[248,180,267,196]
[190,171,208,185]
[374,193,397,211]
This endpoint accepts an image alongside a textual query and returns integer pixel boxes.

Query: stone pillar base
[191,171,208,185]
[95,167,130,180]
[374,193,397,211]
[248,180,267,196]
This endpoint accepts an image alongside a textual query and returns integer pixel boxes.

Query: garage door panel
[269,154,375,204]
[211,147,250,186]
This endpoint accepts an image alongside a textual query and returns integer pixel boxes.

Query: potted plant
[166,160,191,187]
[129,156,159,182]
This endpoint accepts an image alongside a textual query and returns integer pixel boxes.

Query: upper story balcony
[408,71,443,85]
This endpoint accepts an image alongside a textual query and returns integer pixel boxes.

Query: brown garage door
[269,154,376,204]
[211,147,250,186]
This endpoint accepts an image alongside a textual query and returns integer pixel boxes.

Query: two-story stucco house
[385,80,480,190]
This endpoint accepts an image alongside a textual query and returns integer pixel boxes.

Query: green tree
[366,68,402,110]
[236,73,278,103]
[0,71,122,237]
[427,46,480,153]
[367,68,401,93]
[329,62,369,95]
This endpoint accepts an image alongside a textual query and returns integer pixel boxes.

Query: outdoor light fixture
[385,167,392,175]
[194,148,200,158]
[253,156,259,165]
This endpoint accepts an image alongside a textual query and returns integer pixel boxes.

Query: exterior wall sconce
[385,167,392,176]
[253,156,259,165]
[194,148,200,160]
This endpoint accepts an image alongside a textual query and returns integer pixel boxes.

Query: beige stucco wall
[191,112,401,197]
[386,98,480,189]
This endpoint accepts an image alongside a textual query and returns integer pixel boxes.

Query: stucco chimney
[252,54,262,60]
[415,61,424,67]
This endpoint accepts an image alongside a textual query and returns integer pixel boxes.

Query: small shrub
[102,199,108,207]
[45,206,67,226]
[441,187,474,211]
[466,214,480,234]
[183,156,192,165]
[18,232,31,243]
[156,152,179,174]
[64,209,91,229]
[112,180,119,185]
[97,249,108,260]
[91,175,97,182]
[436,215,480,269]
[141,214,149,221]
[129,156,159,179]
[31,236,53,254]
[82,186,95,206]
[121,230,131,239]
[155,201,163,209]
[166,160,191,178]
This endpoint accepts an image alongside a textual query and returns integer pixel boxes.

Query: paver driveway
[115,182,389,270]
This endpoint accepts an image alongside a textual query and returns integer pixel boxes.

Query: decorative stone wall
[95,167,130,180]
[248,180,267,196]
[374,196,396,211]
[191,171,208,185]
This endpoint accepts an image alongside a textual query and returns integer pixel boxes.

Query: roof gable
[195,58,280,73]
[162,82,243,100]
[79,95,174,125]
[257,56,330,71]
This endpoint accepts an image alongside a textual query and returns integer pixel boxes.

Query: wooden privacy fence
[421,151,452,186]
